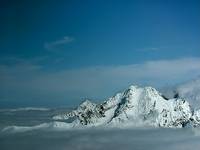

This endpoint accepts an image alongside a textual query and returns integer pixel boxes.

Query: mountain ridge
[53,85,200,128]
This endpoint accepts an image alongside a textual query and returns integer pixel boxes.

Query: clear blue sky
[0,0,200,107]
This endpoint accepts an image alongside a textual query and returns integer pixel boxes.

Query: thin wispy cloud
[136,46,169,52]
[44,36,75,50]
[136,47,160,52]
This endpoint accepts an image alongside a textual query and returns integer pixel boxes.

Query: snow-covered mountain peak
[53,85,200,128]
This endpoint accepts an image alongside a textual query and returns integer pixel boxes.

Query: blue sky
[0,0,200,107]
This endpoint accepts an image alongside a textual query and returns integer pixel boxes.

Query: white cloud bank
[0,57,200,105]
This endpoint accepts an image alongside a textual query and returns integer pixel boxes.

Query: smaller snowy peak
[53,99,115,126]
[77,100,96,113]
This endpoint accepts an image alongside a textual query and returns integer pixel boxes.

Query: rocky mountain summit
[53,85,200,128]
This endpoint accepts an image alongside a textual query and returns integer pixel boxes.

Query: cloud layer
[0,57,200,106]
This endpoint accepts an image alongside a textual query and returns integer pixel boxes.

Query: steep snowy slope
[53,85,199,128]
[191,109,200,127]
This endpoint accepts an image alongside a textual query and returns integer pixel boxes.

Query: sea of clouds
[0,108,200,150]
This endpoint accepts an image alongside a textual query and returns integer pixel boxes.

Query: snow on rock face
[53,85,198,128]
[191,109,200,127]
[157,99,192,128]
[109,86,192,128]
